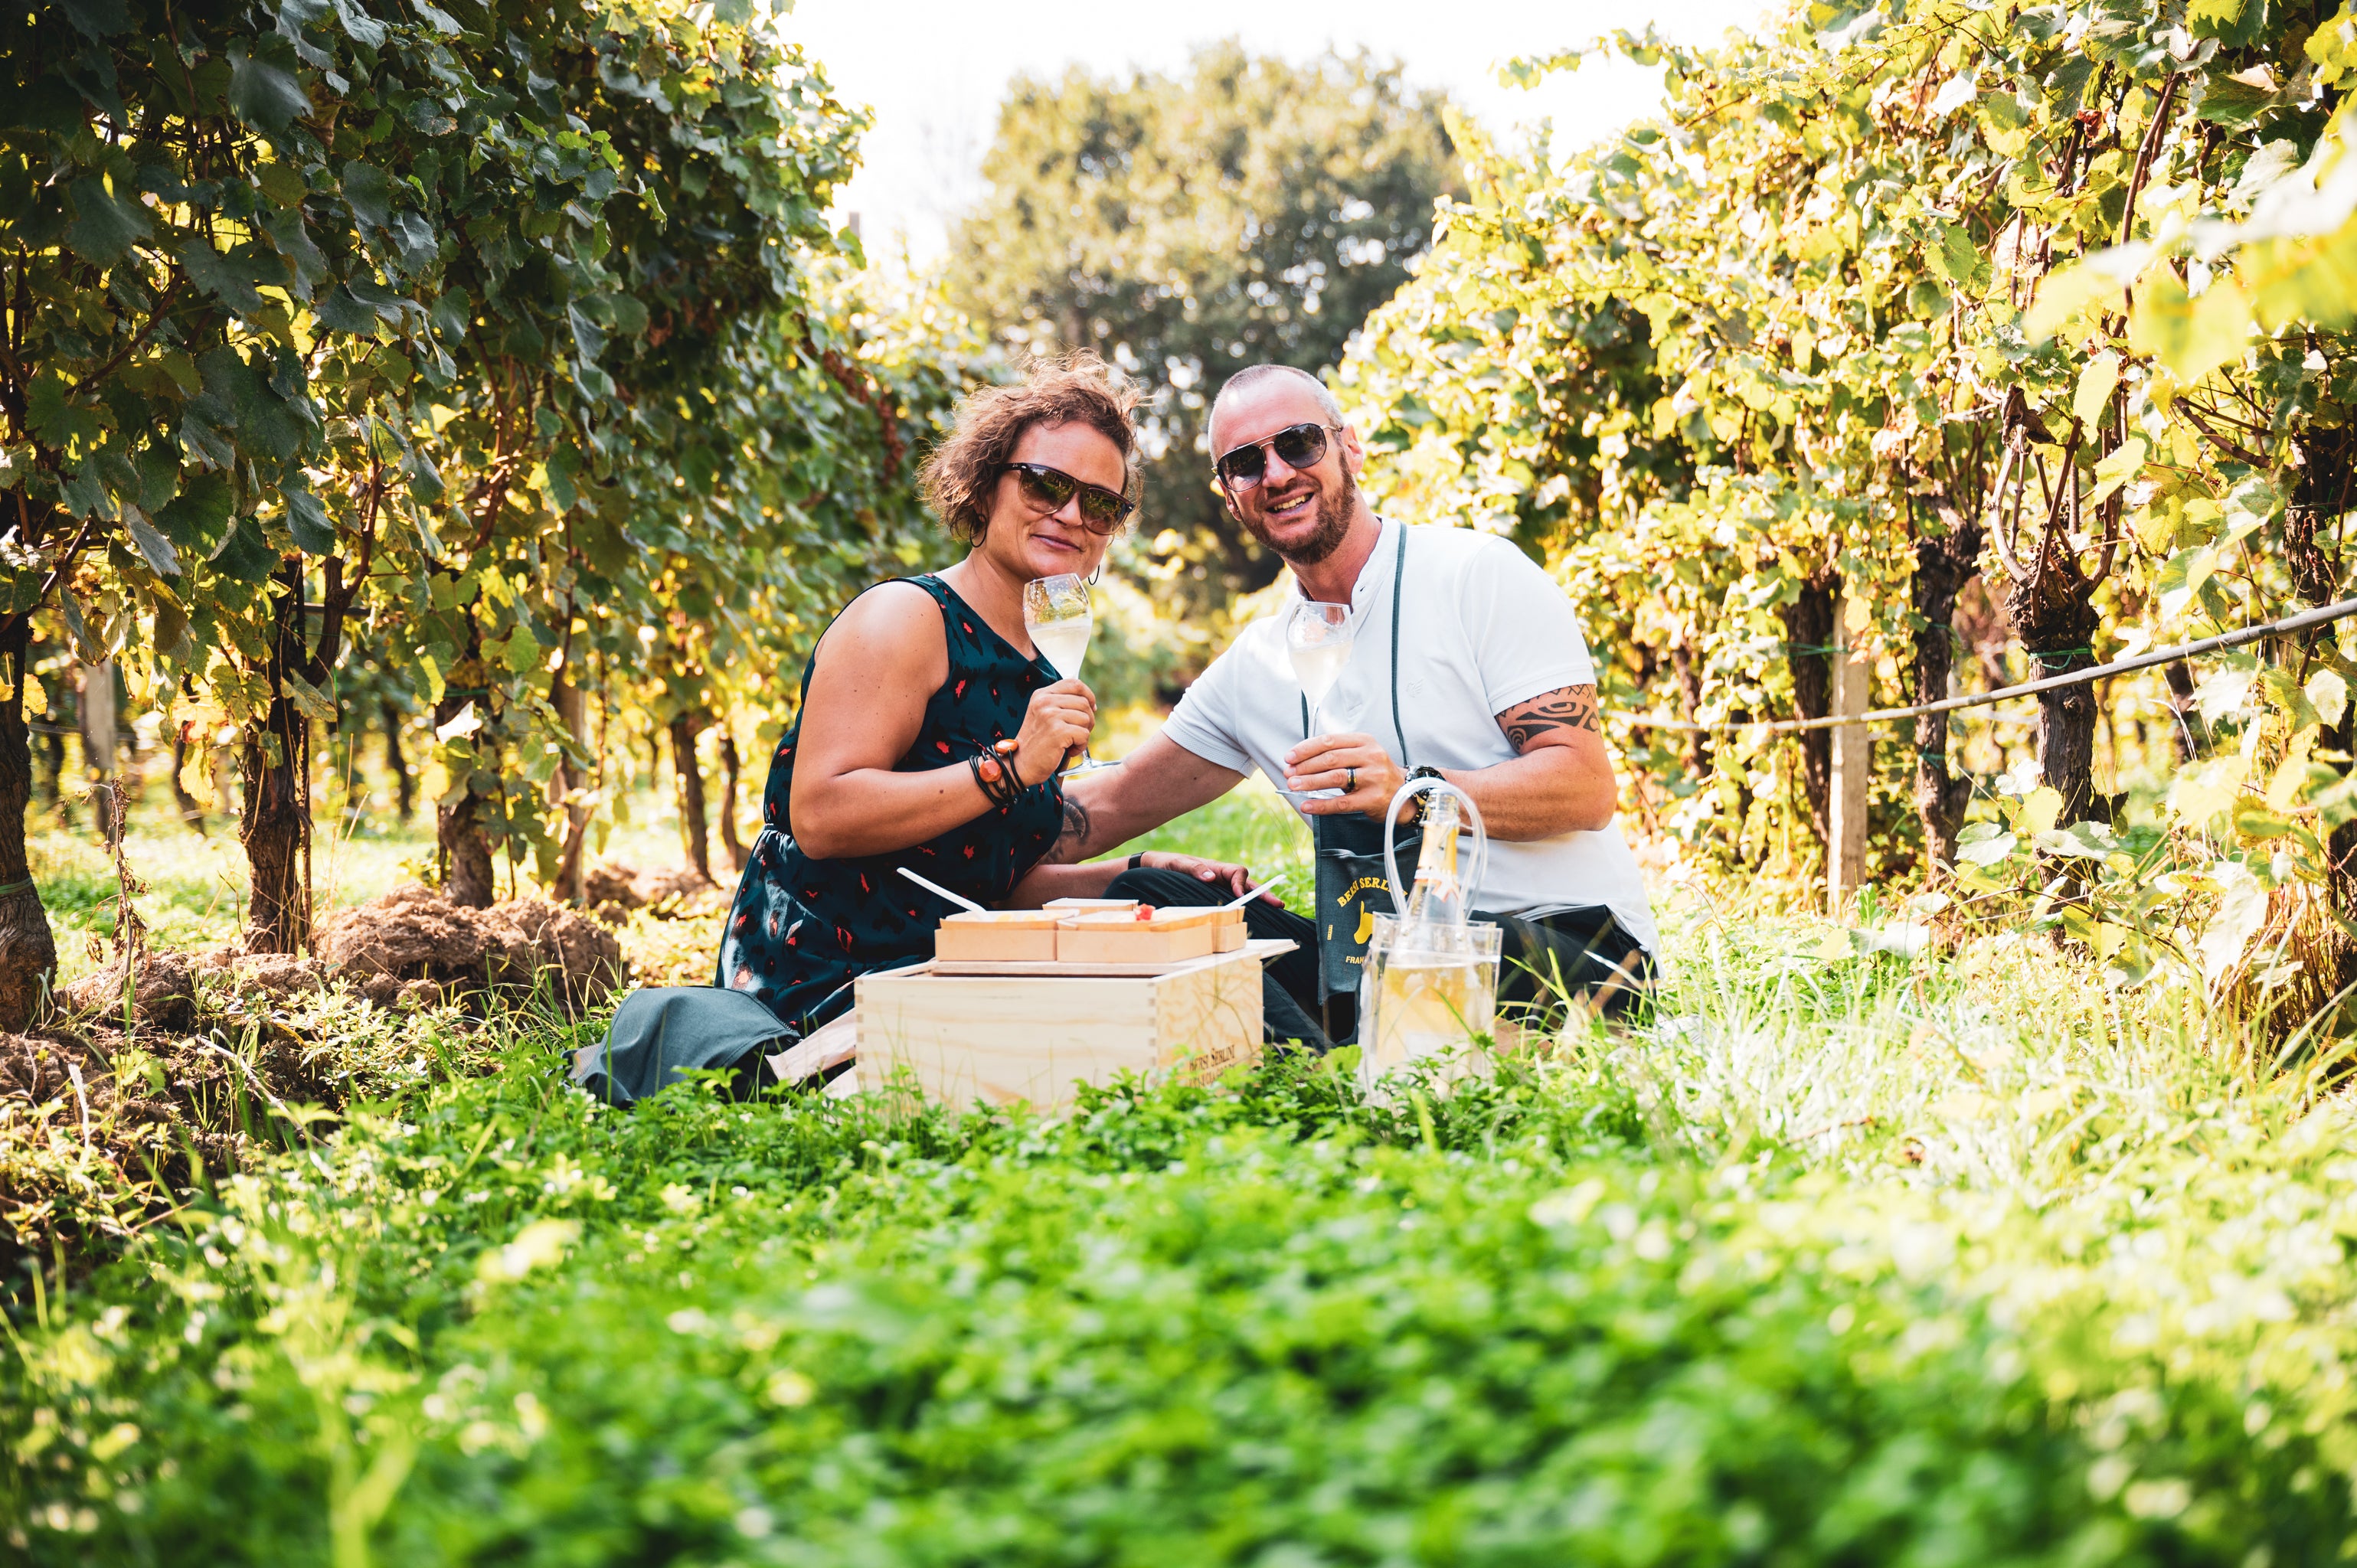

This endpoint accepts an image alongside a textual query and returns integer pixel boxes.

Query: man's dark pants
[1103,867,1653,1053]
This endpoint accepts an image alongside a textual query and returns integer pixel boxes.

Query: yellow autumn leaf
[2306,668,2349,727]
[2170,756,2249,824]
[2024,258,2129,339]
[2268,727,2319,810]
[2072,349,2121,426]
[2021,786,2064,836]
[179,746,220,814]
[2129,270,2254,387]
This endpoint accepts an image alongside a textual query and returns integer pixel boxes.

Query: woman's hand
[1140,851,1282,907]
[1011,678,1097,787]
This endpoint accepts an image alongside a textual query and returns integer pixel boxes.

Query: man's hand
[1283,731,1406,820]
[1140,851,1281,906]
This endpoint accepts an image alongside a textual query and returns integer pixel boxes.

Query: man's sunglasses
[1004,462,1133,534]
[1214,422,1342,490]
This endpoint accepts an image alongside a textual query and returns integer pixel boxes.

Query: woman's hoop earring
[1087,567,1103,586]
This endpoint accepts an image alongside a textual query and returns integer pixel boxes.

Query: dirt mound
[585,861,724,916]
[0,1024,315,1280]
[198,949,332,1002]
[59,950,198,1031]
[315,885,624,1011]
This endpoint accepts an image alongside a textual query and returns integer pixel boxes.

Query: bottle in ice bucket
[1360,779,1502,1093]
[1404,791,1467,925]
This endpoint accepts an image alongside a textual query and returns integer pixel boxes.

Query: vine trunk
[241,567,311,953]
[0,620,57,1028]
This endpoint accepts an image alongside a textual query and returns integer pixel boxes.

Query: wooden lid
[940,910,1063,929]
[1044,897,1140,911]
[1061,906,1223,931]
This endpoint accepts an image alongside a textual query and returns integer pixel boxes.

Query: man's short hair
[1209,364,1343,452]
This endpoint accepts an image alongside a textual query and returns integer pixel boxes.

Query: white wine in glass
[1023,573,1096,771]
[1286,600,1355,795]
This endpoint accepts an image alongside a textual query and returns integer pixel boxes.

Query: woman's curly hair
[918,351,1142,544]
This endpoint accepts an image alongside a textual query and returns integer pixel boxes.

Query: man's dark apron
[1311,524,1418,1005]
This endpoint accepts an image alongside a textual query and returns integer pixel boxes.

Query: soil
[584,861,724,916]
[0,1015,345,1286]
[314,884,624,1010]
[7,888,630,1285]
[60,949,198,1031]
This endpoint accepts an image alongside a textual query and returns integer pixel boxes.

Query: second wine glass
[1023,573,1096,772]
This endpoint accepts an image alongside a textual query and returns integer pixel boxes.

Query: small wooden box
[856,946,1267,1112]
[1057,906,1222,965]
[934,910,1061,962]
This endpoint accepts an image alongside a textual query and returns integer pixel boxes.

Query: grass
[11,747,2357,1563]
[7,841,2357,1562]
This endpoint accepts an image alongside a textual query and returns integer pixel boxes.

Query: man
[1062,363,1658,1046]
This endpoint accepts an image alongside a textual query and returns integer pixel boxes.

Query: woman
[577,355,1256,1104]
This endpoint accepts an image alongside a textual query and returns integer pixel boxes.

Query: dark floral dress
[714,575,1065,1034]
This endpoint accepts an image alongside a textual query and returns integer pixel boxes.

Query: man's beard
[1245,462,1357,568]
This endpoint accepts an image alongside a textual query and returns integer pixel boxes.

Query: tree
[1342,0,2357,1003]
[946,42,1459,617]
[7,0,955,966]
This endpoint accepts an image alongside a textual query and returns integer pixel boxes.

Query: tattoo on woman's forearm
[1050,795,1094,862]
[1502,685,1600,751]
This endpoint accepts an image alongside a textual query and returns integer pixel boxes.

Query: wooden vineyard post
[1828,597,1872,913]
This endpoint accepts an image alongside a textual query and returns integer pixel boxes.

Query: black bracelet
[969,754,1021,808]
[1128,852,1145,871]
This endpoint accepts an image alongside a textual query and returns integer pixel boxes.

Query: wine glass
[1023,573,1097,772]
[1286,600,1354,797]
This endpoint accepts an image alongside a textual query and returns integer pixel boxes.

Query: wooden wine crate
[855,943,1278,1112]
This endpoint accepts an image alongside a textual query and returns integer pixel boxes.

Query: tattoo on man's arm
[1048,795,1094,863]
[1502,684,1600,751]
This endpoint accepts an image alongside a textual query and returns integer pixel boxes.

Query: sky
[783,0,1775,267]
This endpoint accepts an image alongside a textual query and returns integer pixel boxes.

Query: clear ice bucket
[1358,913,1503,1090]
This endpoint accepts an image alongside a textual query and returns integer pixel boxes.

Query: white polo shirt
[1163,518,1659,955]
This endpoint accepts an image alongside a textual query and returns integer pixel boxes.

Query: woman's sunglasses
[1004,462,1133,534]
[1214,422,1342,489]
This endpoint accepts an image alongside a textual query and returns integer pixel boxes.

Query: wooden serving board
[927,937,1296,978]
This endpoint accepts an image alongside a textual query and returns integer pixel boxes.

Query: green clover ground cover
[11,903,2357,1566]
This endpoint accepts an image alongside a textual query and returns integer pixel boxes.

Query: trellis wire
[1619,596,2357,736]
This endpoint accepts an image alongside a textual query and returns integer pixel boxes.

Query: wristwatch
[1404,766,1444,821]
